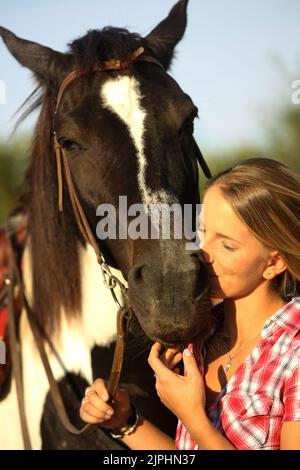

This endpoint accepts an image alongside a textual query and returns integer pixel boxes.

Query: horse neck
[22,241,126,349]
[79,243,127,348]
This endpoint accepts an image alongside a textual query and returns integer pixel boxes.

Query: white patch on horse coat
[101,76,170,207]
[0,380,23,449]
[0,243,125,449]
[81,244,127,349]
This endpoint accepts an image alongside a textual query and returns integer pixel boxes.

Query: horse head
[0,0,211,348]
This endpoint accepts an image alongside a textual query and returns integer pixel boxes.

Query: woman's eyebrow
[215,232,241,244]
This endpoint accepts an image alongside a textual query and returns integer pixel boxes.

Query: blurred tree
[199,144,267,199]
[266,106,300,172]
[0,135,29,225]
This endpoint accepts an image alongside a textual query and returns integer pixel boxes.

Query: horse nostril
[131,264,146,283]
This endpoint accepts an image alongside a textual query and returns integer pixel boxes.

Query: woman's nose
[201,246,214,264]
[197,228,214,264]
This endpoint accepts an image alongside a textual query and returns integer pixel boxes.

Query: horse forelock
[68,27,143,70]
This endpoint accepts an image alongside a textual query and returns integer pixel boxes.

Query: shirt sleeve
[283,360,300,421]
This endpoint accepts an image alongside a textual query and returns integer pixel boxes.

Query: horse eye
[59,138,82,152]
[180,119,194,135]
[180,112,198,135]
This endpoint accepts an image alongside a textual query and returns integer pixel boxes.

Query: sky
[0,0,299,153]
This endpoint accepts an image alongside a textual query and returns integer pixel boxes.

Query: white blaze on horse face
[100,75,169,207]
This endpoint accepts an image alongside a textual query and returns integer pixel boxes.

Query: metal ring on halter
[104,275,117,290]
[97,254,106,266]
[100,262,113,277]
[100,262,115,288]
[109,276,127,309]
[110,289,123,309]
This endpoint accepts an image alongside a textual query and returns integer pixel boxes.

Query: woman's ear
[263,250,287,279]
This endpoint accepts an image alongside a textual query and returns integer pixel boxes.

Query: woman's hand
[79,378,131,430]
[158,345,183,374]
[148,343,206,427]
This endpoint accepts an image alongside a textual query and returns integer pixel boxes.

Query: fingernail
[184,349,192,357]
[85,387,91,396]
[102,395,108,402]
[106,409,114,416]
[82,398,88,405]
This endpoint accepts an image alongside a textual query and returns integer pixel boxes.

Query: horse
[0,0,211,450]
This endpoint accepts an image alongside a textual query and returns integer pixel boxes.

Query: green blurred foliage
[267,106,300,171]
[0,135,29,224]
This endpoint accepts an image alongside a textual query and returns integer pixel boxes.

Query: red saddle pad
[0,307,7,339]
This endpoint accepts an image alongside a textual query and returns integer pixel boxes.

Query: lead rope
[6,233,31,449]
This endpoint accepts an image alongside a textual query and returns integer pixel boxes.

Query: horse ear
[145,0,189,70]
[0,26,71,90]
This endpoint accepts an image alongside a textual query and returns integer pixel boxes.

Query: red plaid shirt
[175,297,300,450]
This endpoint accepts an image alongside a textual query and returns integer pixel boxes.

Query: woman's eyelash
[222,241,235,251]
[198,229,235,251]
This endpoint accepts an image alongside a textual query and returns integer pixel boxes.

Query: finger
[86,391,114,416]
[79,407,103,425]
[89,379,109,402]
[182,348,199,377]
[152,342,164,354]
[161,348,180,367]
[81,398,114,421]
[168,352,183,370]
[148,343,176,379]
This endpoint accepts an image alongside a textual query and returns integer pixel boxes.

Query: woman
[80,158,300,450]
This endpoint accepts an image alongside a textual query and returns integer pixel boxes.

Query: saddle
[0,215,27,394]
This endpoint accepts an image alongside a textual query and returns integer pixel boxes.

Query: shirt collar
[261,297,300,339]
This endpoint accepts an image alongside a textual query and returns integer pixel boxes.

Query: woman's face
[199,185,272,300]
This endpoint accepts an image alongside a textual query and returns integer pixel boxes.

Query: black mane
[69,27,143,69]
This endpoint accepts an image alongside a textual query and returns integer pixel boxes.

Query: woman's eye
[222,241,235,252]
[59,138,82,152]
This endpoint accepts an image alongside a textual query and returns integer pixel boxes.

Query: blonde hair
[205,157,300,299]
